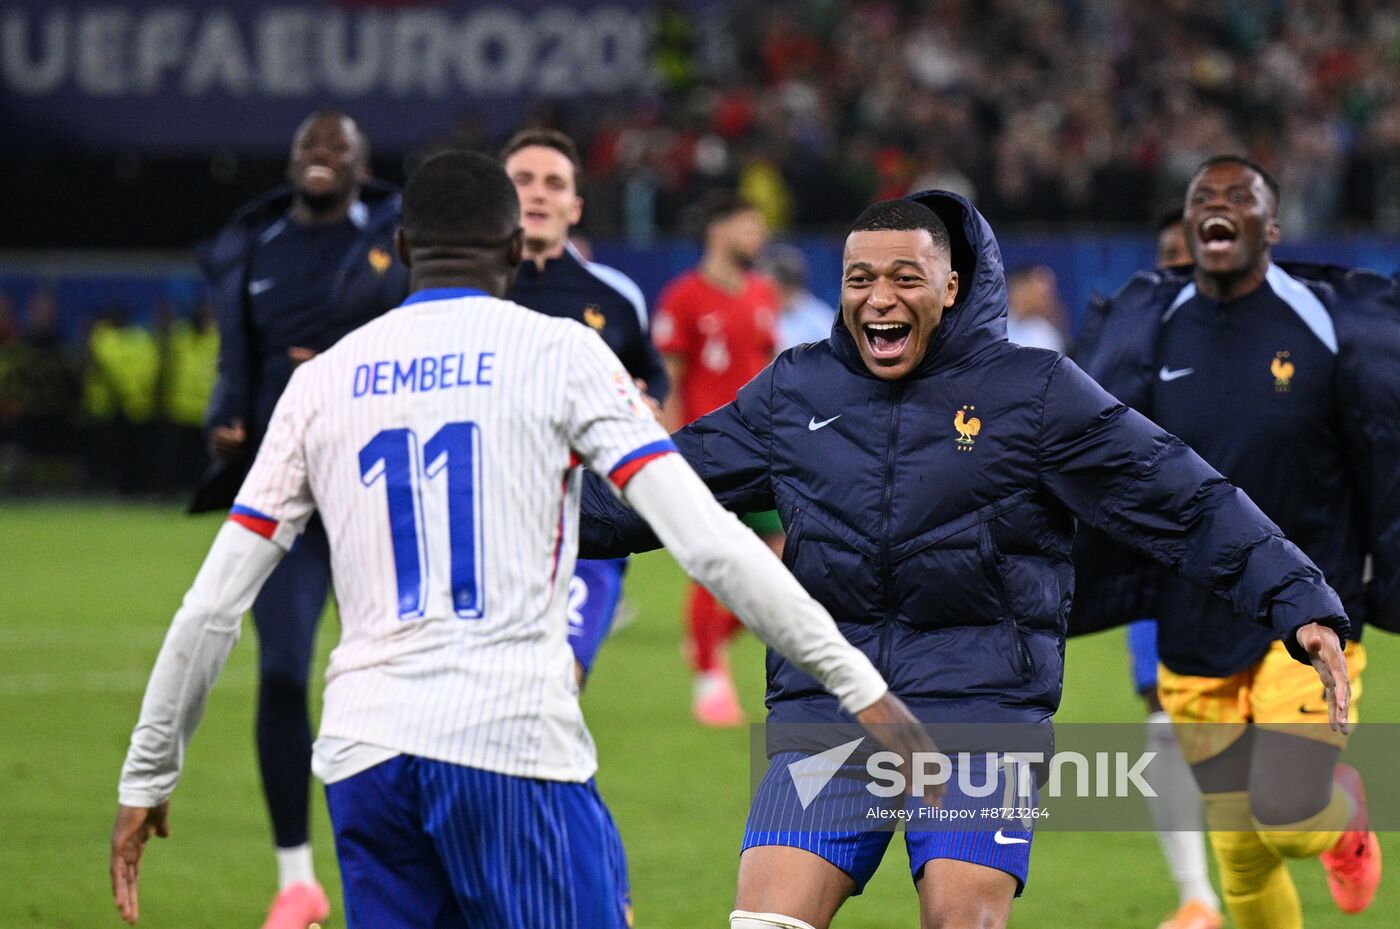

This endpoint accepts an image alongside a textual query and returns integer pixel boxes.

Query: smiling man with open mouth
[1074,154,1400,929]
[579,191,1354,929]
[840,214,959,379]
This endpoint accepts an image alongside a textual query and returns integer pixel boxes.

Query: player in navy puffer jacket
[580,191,1351,929]
[585,190,1347,726]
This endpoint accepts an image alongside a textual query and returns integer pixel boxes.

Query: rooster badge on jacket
[954,405,981,451]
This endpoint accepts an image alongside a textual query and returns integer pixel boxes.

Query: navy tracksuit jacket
[579,190,1349,729]
[190,180,408,511]
[1073,261,1400,676]
[507,242,669,403]
[197,181,409,444]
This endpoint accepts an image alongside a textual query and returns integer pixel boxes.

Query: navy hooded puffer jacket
[580,191,1348,727]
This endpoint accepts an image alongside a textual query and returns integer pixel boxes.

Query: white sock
[1145,711,1219,910]
[276,844,317,891]
[730,911,817,929]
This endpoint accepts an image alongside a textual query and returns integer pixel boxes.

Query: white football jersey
[231,288,674,782]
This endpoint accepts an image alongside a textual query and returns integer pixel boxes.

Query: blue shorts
[567,558,628,674]
[1127,619,1159,695]
[743,751,1035,896]
[325,756,631,929]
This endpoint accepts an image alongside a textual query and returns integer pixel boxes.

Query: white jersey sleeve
[562,326,675,487]
[227,366,318,549]
[118,368,327,806]
[118,522,286,806]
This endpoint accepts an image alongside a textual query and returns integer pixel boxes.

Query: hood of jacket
[830,189,1009,379]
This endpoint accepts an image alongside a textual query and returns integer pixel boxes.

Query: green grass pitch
[0,503,1394,927]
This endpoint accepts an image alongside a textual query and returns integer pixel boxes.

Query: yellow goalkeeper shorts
[1157,640,1365,764]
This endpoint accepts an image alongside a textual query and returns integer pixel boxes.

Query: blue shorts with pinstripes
[742,752,1034,896]
[325,756,632,929]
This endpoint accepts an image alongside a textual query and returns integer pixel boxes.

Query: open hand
[110,801,170,924]
[1295,622,1351,734]
[854,691,944,807]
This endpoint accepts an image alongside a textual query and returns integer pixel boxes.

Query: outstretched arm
[112,522,286,923]
[112,365,317,923]
[623,454,881,712]
[1042,357,1351,728]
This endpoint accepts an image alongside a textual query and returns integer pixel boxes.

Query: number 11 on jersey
[359,421,485,620]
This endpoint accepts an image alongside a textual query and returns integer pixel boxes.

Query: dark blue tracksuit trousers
[251,517,331,849]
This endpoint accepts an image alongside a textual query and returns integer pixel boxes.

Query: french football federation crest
[584,304,606,330]
[954,405,981,451]
[1271,351,1294,392]
[368,245,392,275]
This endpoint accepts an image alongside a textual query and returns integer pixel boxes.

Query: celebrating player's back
[249,283,657,782]
[111,152,933,929]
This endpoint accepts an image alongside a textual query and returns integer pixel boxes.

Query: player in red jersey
[652,192,780,726]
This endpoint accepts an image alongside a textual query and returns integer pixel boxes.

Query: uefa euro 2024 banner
[0,0,685,152]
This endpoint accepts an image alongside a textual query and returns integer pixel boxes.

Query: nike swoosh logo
[1158,366,1195,382]
[1297,704,1329,715]
[808,415,841,431]
[249,278,275,296]
[993,829,1030,845]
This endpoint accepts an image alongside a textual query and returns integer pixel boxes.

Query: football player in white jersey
[111,151,936,929]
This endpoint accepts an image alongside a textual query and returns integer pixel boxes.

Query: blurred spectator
[82,309,159,494]
[16,286,81,466]
[760,243,837,350]
[738,144,793,231]
[154,302,219,493]
[1006,265,1068,353]
[654,0,700,94]
[1156,206,1193,269]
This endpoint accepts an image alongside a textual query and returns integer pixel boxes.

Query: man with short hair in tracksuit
[500,127,668,684]
[193,111,408,929]
[1073,155,1399,929]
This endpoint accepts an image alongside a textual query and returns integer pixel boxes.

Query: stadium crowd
[7,0,1399,495]
[550,0,1400,238]
[0,291,216,495]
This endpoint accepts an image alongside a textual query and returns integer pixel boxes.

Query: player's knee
[729,910,817,929]
[1209,829,1280,887]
